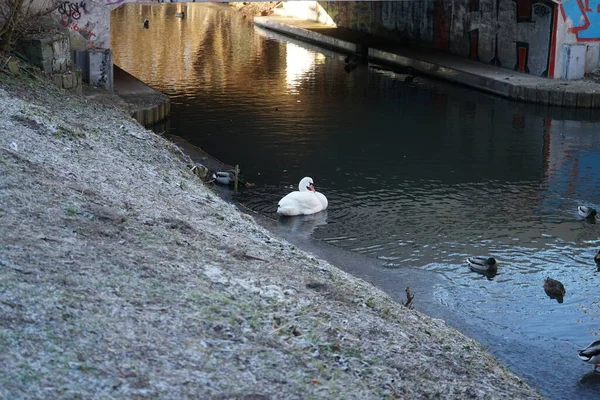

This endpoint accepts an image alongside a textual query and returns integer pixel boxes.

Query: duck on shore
[579,339,600,372]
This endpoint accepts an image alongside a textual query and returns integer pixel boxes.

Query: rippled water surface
[112,4,600,398]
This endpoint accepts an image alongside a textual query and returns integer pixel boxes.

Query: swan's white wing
[277,191,325,216]
[314,192,328,210]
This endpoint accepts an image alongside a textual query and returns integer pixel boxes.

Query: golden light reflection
[284,42,325,93]
[111,3,337,108]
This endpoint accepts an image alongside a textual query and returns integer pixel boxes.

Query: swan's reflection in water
[276,211,328,239]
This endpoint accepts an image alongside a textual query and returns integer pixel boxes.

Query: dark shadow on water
[468,268,498,281]
[579,370,600,386]
[545,292,565,304]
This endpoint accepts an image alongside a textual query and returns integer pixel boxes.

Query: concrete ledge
[254,16,359,54]
[113,65,170,127]
[367,48,600,108]
[369,48,517,99]
[254,15,600,109]
[130,97,171,128]
[577,92,592,108]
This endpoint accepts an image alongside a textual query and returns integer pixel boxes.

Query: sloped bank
[0,72,543,399]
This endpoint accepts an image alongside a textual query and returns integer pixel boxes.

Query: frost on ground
[0,73,543,399]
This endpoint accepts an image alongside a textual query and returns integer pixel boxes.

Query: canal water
[111,4,600,399]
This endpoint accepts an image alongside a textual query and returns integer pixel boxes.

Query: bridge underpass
[48,0,600,89]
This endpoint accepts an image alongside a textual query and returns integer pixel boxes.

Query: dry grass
[0,71,544,399]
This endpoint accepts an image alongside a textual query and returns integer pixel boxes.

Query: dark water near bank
[112,4,600,398]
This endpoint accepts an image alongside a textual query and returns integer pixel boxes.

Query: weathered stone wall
[318,0,558,77]
[18,31,72,74]
[17,29,83,93]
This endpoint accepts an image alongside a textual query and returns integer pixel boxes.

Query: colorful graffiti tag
[57,1,97,45]
[58,1,86,20]
[55,0,111,49]
[559,0,600,40]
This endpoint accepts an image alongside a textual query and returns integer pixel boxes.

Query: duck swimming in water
[579,339,600,372]
[578,206,597,220]
[466,256,498,275]
[543,277,566,300]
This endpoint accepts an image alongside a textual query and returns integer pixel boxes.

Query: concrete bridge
[46,0,600,87]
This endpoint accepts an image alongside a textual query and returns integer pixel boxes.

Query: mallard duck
[466,256,498,275]
[212,171,235,185]
[543,277,566,298]
[344,54,361,73]
[277,177,328,216]
[579,339,600,371]
[143,19,149,29]
[344,54,361,65]
[578,206,597,220]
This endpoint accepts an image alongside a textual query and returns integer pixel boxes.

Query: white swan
[277,177,328,216]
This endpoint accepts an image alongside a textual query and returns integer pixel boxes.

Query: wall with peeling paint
[320,0,560,77]
[554,0,600,78]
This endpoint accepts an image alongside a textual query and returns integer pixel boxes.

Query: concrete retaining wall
[18,31,72,74]
[255,15,600,109]
[318,0,559,78]
[131,100,171,128]
[275,1,600,80]
[17,30,83,94]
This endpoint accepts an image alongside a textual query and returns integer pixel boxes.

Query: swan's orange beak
[308,183,315,192]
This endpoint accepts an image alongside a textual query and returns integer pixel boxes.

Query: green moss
[18,362,40,385]
[63,204,79,216]
[53,124,84,140]
[365,297,376,309]
[343,347,362,359]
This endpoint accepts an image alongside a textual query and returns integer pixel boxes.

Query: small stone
[8,60,19,75]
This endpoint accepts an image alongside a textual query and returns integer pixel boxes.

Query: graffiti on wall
[559,0,600,41]
[55,0,110,50]
[58,1,86,20]
[492,0,554,76]
[321,0,556,77]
